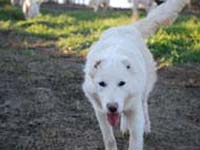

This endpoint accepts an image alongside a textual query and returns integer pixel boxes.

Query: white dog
[22,0,45,19]
[89,0,110,12]
[83,0,189,150]
[129,0,156,17]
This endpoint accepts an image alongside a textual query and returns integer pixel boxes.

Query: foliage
[148,15,200,65]
[0,2,199,65]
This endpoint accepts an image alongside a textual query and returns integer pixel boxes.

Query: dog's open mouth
[107,113,120,127]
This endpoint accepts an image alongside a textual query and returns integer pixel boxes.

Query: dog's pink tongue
[107,113,120,127]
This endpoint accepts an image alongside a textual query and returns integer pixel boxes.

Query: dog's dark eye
[99,81,107,87]
[118,81,126,87]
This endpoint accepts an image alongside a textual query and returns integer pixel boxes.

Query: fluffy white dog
[23,0,44,19]
[129,0,156,18]
[83,0,189,150]
[89,0,110,12]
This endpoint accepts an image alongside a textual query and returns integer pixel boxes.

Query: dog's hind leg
[95,110,117,150]
[132,1,139,21]
[143,71,157,134]
[143,95,151,133]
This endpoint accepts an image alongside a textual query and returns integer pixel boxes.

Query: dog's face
[89,56,142,115]
[86,55,146,126]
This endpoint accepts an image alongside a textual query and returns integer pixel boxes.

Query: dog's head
[84,55,145,126]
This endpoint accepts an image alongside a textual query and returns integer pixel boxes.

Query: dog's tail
[134,0,190,39]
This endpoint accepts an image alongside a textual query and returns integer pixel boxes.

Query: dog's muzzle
[106,102,120,126]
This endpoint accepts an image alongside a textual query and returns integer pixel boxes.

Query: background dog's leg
[132,1,139,21]
[95,110,117,150]
[127,105,144,150]
[94,5,98,12]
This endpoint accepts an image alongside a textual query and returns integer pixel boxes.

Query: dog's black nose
[107,103,118,113]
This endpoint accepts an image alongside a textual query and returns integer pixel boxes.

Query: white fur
[89,0,110,12]
[129,0,156,17]
[83,0,189,150]
[134,0,190,38]
[22,0,43,19]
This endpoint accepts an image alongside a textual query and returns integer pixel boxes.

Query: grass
[0,1,200,65]
[147,15,200,65]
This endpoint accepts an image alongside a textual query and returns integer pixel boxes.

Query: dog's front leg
[127,106,144,150]
[95,110,117,150]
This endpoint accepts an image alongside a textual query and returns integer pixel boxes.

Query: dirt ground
[0,2,200,149]
[0,48,199,150]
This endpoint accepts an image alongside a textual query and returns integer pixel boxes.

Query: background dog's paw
[144,125,151,134]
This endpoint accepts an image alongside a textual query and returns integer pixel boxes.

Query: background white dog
[129,0,156,18]
[89,0,110,12]
[83,0,190,150]
[23,0,46,19]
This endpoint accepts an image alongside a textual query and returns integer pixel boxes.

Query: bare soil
[0,49,199,150]
[0,3,200,149]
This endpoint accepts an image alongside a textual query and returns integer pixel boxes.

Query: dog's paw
[144,123,151,134]
[144,118,151,134]
[121,130,129,138]
[144,121,151,134]
[105,140,117,150]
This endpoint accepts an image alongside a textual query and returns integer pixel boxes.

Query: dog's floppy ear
[89,59,104,78]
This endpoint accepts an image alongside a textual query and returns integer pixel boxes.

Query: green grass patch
[148,15,200,64]
[0,1,24,20]
[0,3,199,64]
